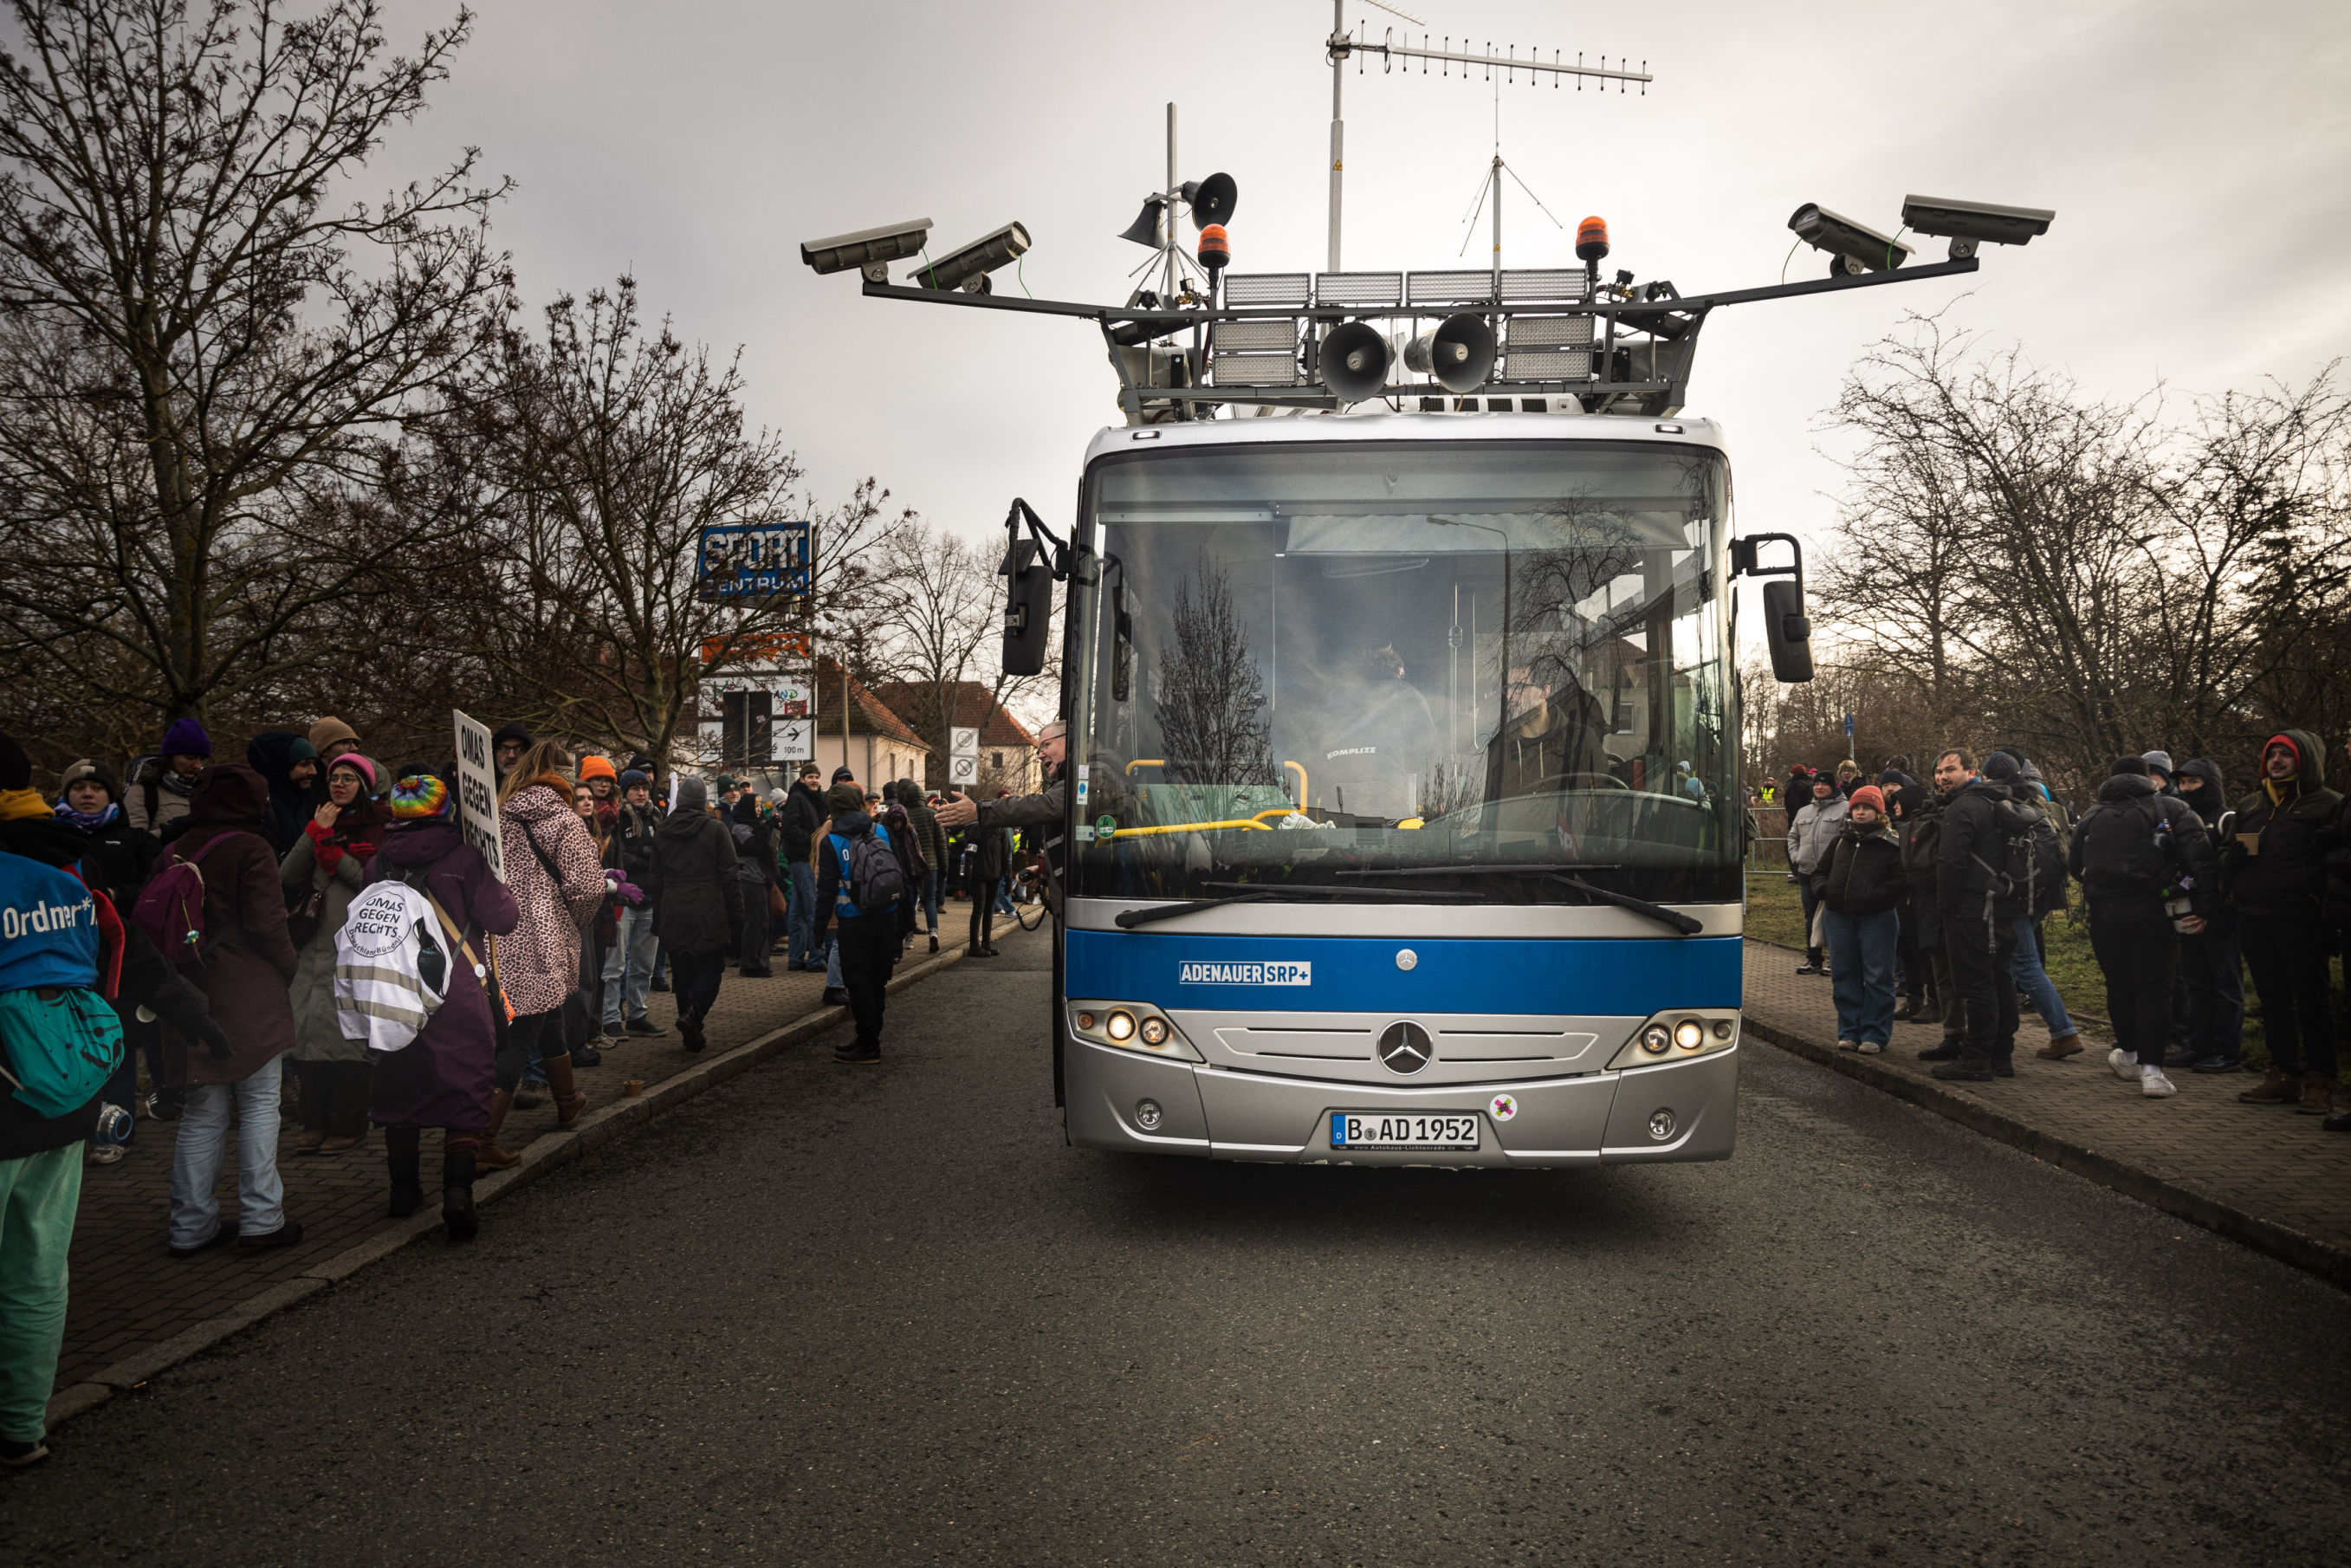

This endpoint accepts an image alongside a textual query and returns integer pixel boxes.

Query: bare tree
[0,0,511,725]
[1154,554,1272,785]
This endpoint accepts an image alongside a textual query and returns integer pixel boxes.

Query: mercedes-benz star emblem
[1377,1021,1433,1075]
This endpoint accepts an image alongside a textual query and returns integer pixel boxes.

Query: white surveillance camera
[800,219,935,282]
[907,222,1032,294]
[1787,204,1913,278]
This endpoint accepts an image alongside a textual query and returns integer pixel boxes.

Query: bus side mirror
[1001,536,1053,677]
[1761,578,1814,683]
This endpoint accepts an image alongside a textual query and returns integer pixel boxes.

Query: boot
[543,1053,588,1128]
[479,1089,521,1170]
[2036,1031,2085,1060]
[386,1132,424,1219]
[1892,996,1920,1022]
[2293,1075,2336,1117]
[1910,1003,1944,1026]
[441,1149,479,1241]
[1931,1054,1994,1083]
[2238,1066,2302,1105]
[1918,1039,1963,1062]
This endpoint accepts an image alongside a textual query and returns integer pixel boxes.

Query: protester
[307,717,361,767]
[1834,760,1862,799]
[280,752,386,1156]
[646,774,741,1053]
[1988,749,2086,1063]
[816,781,903,1064]
[816,768,861,1005]
[126,717,210,836]
[366,772,521,1240]
[1817,785,1902,1053]
[2170,758,2247,1074]
[481,742,605,1170]
[1925,749,2031,1082]
[878,783,924,948]
[900,779,948,954]
[160,763,305,1256]
[1,732,225,1468]
[491,722,533,783]
[602,770,663,1036]
[779,763,826,972]
[730,793,776,978]
[2063,756,2217,1098]
[2224,731,2341,1113]
[245,732,321,854]
[54,760,159,903]
[1879,768,1935,1021]
[1784,772,1849,975]
[965,813,1010,958]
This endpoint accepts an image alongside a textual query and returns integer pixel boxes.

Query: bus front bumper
[1063,1039,1738,1168]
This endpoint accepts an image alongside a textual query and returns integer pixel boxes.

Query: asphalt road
[7,923,2349,1566]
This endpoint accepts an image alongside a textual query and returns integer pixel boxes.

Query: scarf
[159,768,196,799]
[2264,775,2301,807]
[55,800,122,832]
[594,799,619,834]
[0,787,54,822]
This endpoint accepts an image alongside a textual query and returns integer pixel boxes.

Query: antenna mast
[1325,5,1650,272]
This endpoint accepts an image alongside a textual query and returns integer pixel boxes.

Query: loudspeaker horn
[1319,321,1391,404]
[1398,314,1497,395]
[1182,172,1238,230]
[1117,198,1167,248]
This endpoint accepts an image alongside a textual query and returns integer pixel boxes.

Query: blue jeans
[168,1054,287,1248]
[787,860,819,969]
[602,902,658,1025]
[994,877,1014,916]
[1823,907,1899,1046]
[825,930,843,990]
[2010,917,2073,1038]
[919,868,942,935]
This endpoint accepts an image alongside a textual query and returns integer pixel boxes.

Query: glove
[195,1014,234,1062]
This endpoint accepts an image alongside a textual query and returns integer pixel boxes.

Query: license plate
[1330,1112,1482,1151]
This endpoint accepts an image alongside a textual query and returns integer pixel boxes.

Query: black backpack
[839,824,906,915]
[1971,798,2066,916]
[2075,795,2172,897]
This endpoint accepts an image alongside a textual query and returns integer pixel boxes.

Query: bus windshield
[1067,437,1739,906]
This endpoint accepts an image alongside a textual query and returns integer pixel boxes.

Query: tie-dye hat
[389,773,453,820]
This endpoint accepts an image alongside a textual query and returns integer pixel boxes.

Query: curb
[1740,1014,2351,1291]
[46,938,977,1431]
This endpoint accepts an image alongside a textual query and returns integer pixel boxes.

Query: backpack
[127,837,229,964]
[835,823,905,916]
[2075,795,2173,898]
[2008,806,2069,917]
[333,880,447,1052]
[0,852,123,1118]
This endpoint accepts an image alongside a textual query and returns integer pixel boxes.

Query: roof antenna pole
[1327,0,1344,271]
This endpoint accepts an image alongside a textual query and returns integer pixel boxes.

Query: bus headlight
[1609,1009,1739,1071]
[1067,1001,1203,1061]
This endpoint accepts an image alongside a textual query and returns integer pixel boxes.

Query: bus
[1053,411,1745,1166]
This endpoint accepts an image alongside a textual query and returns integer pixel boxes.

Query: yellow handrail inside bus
[1102,817,1273,839]
[1125,759,1165,774]
[1283,760,1308,803]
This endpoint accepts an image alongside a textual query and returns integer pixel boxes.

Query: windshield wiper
[1333,864,1702,935]
[1547,875,1704,936]
[1112,883,1481,930]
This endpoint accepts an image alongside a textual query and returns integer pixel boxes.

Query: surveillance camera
[1787,204,1912,277]
[1899,195,2054,259]
[906,221,1032,294]
[800,219,934,282]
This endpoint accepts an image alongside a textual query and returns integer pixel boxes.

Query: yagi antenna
[1320,3,1652,271]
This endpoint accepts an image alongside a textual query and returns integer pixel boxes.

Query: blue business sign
[697,522,812,602]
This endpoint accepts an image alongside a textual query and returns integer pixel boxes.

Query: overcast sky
[395,0,2349,595]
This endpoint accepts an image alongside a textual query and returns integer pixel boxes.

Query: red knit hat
[1848,785,1886,814]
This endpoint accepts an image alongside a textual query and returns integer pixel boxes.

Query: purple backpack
[129,838,228,964]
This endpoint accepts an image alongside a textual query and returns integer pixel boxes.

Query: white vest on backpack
[333,881,446,1051]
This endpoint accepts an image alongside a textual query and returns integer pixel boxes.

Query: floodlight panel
[1406,269,1497,308]
[1502,314,1594,380]
[1500,269,1591,303]
[1314,271,1405,308]
[1222,272,1312,307]
[1211,321,1299,353]
[1209,353,1301,387]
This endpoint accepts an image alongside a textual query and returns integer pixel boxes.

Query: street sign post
[949,725,980,787]
[778,717,813,761]
[451,709,506,882]
[696,523,812,603]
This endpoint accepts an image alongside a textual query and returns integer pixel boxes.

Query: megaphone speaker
[1319,321,1391,404]
[1183,172,1238,229]
[1400,314,1497,395]
[1117,198,1167,248]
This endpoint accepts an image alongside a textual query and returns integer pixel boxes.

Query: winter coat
[280,813,384,1064]
[1822,821,1904,917]
[902,795,948,877]
[365,820,519,1131]
[246,731,316,856]
[731,799,778,888]
[779,781,828,862]
[612,801,661,881]
[649,787,742,961]
[62,807,159,902]
[495,780,607,1019]
[1785,794,1850,875]
[125,755,197,836]
[159,764,299,1088]
[816,812,903,926]
[1935,778,2031,926]
[2320,793,2351,932]
[2069,772,2219,918]
[2222,730,2341,921]
[2176,758,2229,827]
[969,822,1010,882]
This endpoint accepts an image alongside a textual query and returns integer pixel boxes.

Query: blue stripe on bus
[1065,930,1742,1014]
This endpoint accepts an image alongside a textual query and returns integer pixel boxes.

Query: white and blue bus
[1052,413,1745,1166]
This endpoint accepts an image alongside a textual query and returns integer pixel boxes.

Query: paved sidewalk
[1742,940,2351,1283]
[55,926,976,1400]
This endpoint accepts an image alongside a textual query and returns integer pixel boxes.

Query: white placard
[950,726,979,759]
[777,717,813,761]
[450,709,506,883]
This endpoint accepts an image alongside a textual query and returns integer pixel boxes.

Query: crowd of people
[1776,735,2351,1127]
[0,713,1043,1468]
